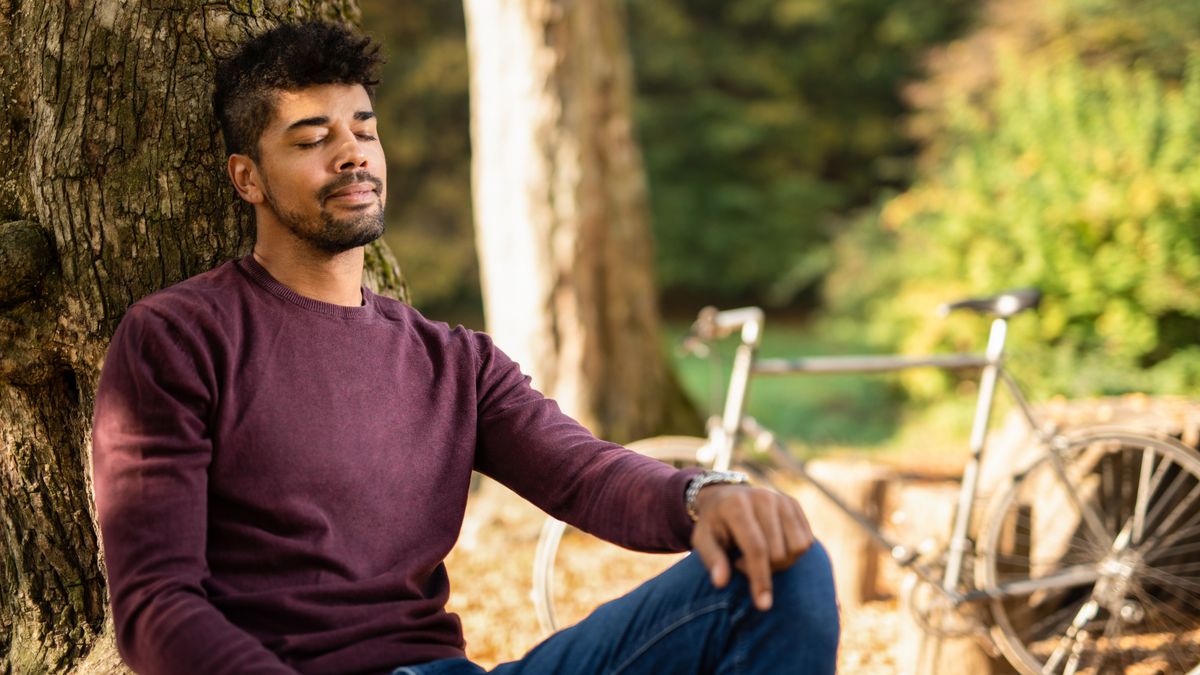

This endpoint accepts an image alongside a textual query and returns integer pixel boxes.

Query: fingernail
[757,592,772,611]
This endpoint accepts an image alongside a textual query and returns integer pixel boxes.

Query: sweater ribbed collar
[236,255,375,320]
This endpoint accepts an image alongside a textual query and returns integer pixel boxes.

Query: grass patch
[663,318,998,463]
[663,319,907,452]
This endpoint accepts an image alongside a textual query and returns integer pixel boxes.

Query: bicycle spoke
[1048,450,1113,547]
[1017,598,1090,643]
[983,433,1200,675]
[988,563,1102,597]
[1144,518,1200,561]
[1140,469,1200,545]
[989,538,1106,569]
[1147,557,1200,571]
[1151,560,1200,574]
[1129,579,1200,628]
[1147,540,1200,565]
[1138,566,1200,597]
[1133,445,1160,546]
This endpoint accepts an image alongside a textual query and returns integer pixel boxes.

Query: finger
[691,520,732,588]
[727,496,773,611]
[787,497,816,554]
[778,496,812,564]
[755,493,788,569]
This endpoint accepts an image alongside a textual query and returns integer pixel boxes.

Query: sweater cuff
[666,467,706,549]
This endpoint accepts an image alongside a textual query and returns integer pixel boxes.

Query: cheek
[367,146,386,175]
[371,152,387,200]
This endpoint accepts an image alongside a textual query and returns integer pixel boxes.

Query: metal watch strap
[685,470,751,521]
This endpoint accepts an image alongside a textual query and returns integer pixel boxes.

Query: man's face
[249,83,387,253]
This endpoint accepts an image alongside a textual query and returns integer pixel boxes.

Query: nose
[333,132,369,172]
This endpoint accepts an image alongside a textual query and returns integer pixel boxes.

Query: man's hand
[690,484,814,611]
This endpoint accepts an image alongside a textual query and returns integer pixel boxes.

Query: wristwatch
[685,470,751,521]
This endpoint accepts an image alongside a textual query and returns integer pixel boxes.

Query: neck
[251,239,365,307]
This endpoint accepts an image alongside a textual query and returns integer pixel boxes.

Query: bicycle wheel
[532,435,770,635]
[979,431,1200,674]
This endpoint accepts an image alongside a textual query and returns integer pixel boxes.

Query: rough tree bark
[462,0,696,443]
[0,3,407,672]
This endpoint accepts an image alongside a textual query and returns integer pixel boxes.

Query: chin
[305,209,386,254]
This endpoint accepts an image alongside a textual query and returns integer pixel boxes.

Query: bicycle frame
[696,307,1061,606]
[535,302,1200,672]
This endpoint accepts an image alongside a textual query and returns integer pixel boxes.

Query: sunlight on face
[257,84,388,254]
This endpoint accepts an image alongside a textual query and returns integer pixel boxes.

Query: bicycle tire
[979,431,1200,674]
[532,435,729,635]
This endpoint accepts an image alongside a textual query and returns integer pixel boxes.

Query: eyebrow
[285,111,376,132]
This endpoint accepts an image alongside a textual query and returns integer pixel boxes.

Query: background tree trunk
[462,0,696,443]
[0,3,406,672]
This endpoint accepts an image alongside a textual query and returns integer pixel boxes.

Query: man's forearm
[114,585,297,675]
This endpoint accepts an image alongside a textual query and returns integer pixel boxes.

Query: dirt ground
[443,478,902,671]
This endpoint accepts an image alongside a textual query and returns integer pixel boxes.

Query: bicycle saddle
[939,288,1042,318]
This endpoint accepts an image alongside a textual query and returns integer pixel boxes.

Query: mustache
[318,171,383,202]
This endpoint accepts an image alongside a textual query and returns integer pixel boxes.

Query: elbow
[108,576,208,674]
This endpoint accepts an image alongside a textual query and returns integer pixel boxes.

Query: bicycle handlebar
[685,306,765,351]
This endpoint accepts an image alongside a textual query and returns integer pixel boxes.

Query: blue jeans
[393,543,839,675]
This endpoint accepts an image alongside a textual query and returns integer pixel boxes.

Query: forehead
[267,84,374,131]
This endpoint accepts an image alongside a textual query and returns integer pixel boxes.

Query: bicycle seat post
[943,316,1009,592]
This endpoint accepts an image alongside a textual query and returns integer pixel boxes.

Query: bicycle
[531,290,1200,675]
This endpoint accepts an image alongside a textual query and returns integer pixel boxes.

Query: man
[91,21,839,675]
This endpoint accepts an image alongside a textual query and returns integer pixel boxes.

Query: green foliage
[847,43,1200,398]
[357,0,971,313]
[359,1,478,312]
[628,0,973,305]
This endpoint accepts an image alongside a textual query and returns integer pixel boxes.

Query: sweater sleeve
[468,332,699,552]
[91,306,296,675]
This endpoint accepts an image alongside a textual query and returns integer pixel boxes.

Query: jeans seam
[728,603,750,675]
[610,600,729,675]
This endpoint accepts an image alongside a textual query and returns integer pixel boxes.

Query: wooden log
[794,459,894,609]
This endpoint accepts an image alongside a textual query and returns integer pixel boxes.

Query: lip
[325,183,379,202]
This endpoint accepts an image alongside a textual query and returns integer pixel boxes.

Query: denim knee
[770,540,840,652]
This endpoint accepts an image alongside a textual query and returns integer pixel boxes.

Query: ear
[227,154,266,204]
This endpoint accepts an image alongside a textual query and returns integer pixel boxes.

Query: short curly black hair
[213,22,384,159]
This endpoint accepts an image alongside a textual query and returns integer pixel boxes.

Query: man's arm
[468,331,817,609]
[468,332,699,553]
[92,306,295,675]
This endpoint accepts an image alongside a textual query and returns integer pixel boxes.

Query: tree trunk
[0,3,406,672]
[462,0,696,443]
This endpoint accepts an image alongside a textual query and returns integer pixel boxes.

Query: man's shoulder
[124,259,248,328]
[368,294,491,361]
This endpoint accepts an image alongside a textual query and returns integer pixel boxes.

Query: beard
[266,171,386,254]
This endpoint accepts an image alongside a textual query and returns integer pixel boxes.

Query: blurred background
[360,0,1200,456]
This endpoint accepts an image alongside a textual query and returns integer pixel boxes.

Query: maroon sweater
[91,257,697,675]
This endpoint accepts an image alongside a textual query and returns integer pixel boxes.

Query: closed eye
[296,138,325,149]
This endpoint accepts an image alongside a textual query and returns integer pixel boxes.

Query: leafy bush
[851,53,1200,398]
